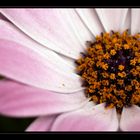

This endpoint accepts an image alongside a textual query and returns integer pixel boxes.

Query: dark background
[0,116,35,132]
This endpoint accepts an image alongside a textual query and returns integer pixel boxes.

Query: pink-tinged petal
[120,106,140,131]
[0,80,88,117]
[0,19,75,74]
[0,39,83,93]
[1,9,92,59]
[0,20,83,93]
[76,9,104,36]
[51,103,119,131]
[96,9,129,32]
[26,115,58,131]
[131,9,140,35]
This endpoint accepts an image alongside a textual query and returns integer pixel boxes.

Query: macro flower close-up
[0,8,140,131]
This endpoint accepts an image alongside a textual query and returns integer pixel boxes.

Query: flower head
[0,8,140,131]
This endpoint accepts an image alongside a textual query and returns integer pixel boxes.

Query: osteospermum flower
[0,8,140,131]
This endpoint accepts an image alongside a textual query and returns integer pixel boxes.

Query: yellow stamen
[124,44,130,49]
[110,73,115,80]
[118,72,126,78]
[118,65,125,71]
[101,63,108,70]
[110,49,117,56]
[130,59,137,66]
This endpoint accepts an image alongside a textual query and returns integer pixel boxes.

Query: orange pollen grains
[75,30,140,114]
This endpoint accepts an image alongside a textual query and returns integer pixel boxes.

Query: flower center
[75,30,140,114]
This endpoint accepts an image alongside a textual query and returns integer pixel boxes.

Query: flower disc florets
[76,30,140,113]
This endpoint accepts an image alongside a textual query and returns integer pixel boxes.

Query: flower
[0,8,140,131]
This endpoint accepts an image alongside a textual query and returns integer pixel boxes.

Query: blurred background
[0,116,35,132]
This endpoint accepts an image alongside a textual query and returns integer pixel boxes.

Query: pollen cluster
[75,30,140,113]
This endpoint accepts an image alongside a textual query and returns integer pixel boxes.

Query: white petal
[96,8,129,32]
[131,9,140,34]
[59,9,94,48]
[1,9,92,59]
[120,106,140,131]
[121,9,131,31]
[76,8,104,36]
